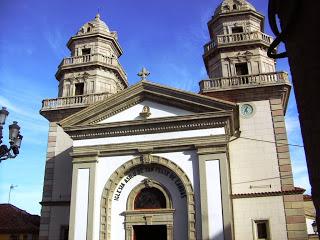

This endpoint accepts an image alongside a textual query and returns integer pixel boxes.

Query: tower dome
[214,0,256,16]
[76,13,110,35]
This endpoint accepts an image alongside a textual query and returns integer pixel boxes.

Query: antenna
[8,184,18,203]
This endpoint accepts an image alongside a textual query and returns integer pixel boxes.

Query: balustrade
[200,72,289,91]
[41,92,111,110]
[59,53,127,79]
[204,31,273,53]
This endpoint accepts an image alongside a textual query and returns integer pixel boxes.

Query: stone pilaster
[270,99,308,240]
[270,98,294,191]
[39,122,58,240]
[68,154,98,240]
[283,194,308,240]
[196,145,233,240]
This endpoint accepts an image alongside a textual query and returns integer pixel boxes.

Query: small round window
[134,187,166,209]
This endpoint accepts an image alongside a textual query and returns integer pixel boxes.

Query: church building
[39,1,308,239]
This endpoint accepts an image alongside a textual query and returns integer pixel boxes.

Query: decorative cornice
[64,111,233,140]
[232,187,305,199]
[72,135,229,158]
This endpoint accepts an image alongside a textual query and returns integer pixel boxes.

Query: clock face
[240,104,254,117]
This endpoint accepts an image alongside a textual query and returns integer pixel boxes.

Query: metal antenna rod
[8,184,18,203]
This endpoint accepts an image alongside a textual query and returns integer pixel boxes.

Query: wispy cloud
[43,27,68,57]
[0,96,33,119]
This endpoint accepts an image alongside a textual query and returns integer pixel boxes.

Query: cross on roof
[137,67,150,81]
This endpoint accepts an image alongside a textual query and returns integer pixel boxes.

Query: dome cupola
[76,13,111,36]
[214,0,256,17]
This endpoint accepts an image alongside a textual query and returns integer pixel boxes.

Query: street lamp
[0,107,23,162]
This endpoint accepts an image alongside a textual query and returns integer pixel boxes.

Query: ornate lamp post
[0,107,23,162]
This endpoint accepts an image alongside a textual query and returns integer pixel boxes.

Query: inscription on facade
[114,165,187,201]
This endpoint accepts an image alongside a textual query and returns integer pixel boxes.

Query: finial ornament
[137,67,150,81]
[95,13,100,19]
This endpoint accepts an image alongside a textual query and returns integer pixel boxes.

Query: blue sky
[0,0,309,215]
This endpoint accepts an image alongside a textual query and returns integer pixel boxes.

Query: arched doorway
[100,155,196,240]
[125,180,174,240]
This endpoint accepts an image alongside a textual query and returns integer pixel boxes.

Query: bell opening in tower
[82,48,91,55]
[75,83,84,96]
[231,26,244,33]
[235,62,249,76]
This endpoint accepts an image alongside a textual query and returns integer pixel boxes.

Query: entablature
[63,110,238,140]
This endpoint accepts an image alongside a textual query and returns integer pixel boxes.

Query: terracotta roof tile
[303,194,312,201]
[232,187,306,199]
[0,204,40,234]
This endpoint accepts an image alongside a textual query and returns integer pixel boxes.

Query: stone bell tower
[200,0,290,106]
[39,14,127,240]
[199,1,308,239]
[41,13,128,122]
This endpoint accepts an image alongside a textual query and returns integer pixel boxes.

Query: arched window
[87,27,91,32]
[233,4,237,10]
[134,187,166,209]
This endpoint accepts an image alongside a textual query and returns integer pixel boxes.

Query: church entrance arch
[100,155,196,240]
[124,180,174,240]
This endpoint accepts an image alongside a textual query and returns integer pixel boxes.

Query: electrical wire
[238,136,304,148]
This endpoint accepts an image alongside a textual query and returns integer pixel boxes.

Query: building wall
[39,124,73,240]
[68,102,228,240]
[233,196,288,240]
[229,100,282,194]
[70,151,225,240]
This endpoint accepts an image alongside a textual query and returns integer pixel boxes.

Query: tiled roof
[232,187,306,199]
[0,204,40,234]
[303,194,312,201]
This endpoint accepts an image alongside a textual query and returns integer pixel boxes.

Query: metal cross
[137,67,150,81]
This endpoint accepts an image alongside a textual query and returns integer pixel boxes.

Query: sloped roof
[0,204,40,234]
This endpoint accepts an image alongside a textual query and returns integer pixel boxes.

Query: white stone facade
[39,1,308,240]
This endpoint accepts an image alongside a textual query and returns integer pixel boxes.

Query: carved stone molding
[72,135,229,157]
[141,154,152,164]
[100,156,196,240]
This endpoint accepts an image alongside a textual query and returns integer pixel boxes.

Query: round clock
[240,103,254,117]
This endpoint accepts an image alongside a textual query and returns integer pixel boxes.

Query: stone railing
[59,53,127,79]
[204,31,273,53]
[200,72,289,91]
[41,92,111,110]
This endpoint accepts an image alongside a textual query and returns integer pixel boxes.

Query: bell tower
[199,1,308,239]
[200,0,290,107]
[41,14,128,121]
[39,14,128,240]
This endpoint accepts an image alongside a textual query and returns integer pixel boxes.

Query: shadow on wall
[204,224,231,240]
[41,147,73,204]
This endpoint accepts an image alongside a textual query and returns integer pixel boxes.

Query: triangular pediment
[59,80,238,128]
[99,100,194,124]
